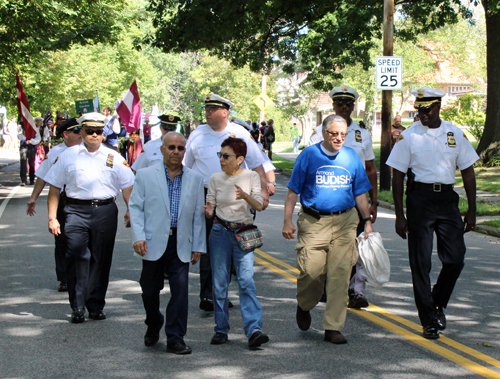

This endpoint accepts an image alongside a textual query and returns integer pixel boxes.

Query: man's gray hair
[162,131,186,146]
[34,116,44,123]
[322,115,347,130]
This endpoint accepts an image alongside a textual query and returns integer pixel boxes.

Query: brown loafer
[324,330,347,344]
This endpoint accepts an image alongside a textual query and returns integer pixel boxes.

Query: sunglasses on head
[83,128,104,135]
[217,152,237,160]
[166,145,185,151]
[334,99,355,107]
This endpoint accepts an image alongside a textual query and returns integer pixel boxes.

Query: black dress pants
[406,189,466,327]
[54,193,67,282]
[199,188,213,300]
[64,202,118,311]
[140,233,189,343]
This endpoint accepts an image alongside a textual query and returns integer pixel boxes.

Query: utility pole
[380,0,394,191]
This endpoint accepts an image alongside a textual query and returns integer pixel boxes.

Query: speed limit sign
[376,56,403,90]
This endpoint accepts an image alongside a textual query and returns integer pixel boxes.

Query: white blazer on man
[129,162,206,262]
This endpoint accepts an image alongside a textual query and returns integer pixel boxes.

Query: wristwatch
[363,217,372,223]
[370,200,379,206]
[267,181,276,185]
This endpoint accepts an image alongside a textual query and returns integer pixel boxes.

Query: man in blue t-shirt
[282,114,374,345]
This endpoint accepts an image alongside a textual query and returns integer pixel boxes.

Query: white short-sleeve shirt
[183,121,265,186]
[45,143,135,199]
[307,121,375,166]
[131,138,162,171]
[386,120,479,184]
[35,142,68,181]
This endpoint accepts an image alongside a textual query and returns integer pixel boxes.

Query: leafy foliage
[147,0,480,91]
[441,93,486,141]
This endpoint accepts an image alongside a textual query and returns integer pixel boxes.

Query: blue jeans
[209,223,263,338]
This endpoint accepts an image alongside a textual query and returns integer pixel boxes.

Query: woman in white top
[204,137,269,349]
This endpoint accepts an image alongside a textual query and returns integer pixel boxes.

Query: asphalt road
[1,162,500,379]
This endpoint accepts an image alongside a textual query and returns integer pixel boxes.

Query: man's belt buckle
[91,199,100,207]
[433,183,441,192]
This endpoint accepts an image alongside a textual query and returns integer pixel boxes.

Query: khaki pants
[295,207,359,331]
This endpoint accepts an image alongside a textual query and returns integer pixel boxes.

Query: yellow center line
[255,249,500,378]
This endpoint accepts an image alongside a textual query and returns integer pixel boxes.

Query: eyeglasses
[166,145,185,151]
[217,152,237,160]
[325,130,347,139]
[83,128,104,135]
[414,103,439,112]
[334,99,355,107]
[205,106,223,113]
[70,127,82,134]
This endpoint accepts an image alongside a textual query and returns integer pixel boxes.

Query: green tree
[441,93,486,141]
[147,0,500,162]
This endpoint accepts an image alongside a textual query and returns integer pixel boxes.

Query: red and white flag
[116,79,142,133]
[16,73,36,140]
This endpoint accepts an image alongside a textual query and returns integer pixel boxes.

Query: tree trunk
[477,0,500,162]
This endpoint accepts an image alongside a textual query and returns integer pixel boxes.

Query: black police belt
[66,197,116,207]
[302,204,353,220]
[413,182,454,192]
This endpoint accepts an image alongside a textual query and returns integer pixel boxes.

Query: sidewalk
[0,149,19,170]
[275,151,500,238]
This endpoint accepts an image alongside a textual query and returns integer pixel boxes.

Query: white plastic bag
[357,232,390,288]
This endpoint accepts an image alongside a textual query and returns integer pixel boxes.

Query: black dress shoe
[248,331,269,348]
[166,341,192,355]
[58,281,68,292]
[434,306,446,331]
[296,305,311,331]
[144,326,161,346]
[348,294,369,309]
[88,310,107,320]
[71,308,85,323]
[324,330,347,344]
[228,300,234,308]
[199,298,214,312]
[422,325,440,339]
[210,332,228,345]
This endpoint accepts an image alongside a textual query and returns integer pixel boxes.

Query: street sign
[253,93,273,111]
[375,56,403,91]
[75,99,93,114]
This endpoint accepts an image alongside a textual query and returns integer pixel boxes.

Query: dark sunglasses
[67,127,82,134]
[217,152,237,160]
[83,128,104,135]
[166,145,185,151]
[325,130,347,139]
[414,103,439,112]
[334,99,355,107]
[161,125,177,131]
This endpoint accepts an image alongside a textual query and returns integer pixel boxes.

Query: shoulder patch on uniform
[311,130,317,136]
[230,133,236,138]
[397,134,404,142]
[462,131,468,140]
[141,148,145,152]
[44,155,48,160]
[123,160,130,168]
[54,157,59,164]
[355,130,362,143]
[447,132,456,147]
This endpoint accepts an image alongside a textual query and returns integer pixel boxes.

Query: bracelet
[48,218,57,222]
[363,217,372,223]
[267,181,276,185]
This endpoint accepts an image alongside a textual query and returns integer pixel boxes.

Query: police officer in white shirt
[45,112,135,323]
[184,93,268,312]
[26,118,83,292]
[131,115,180,172]
[387,88,478,339]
